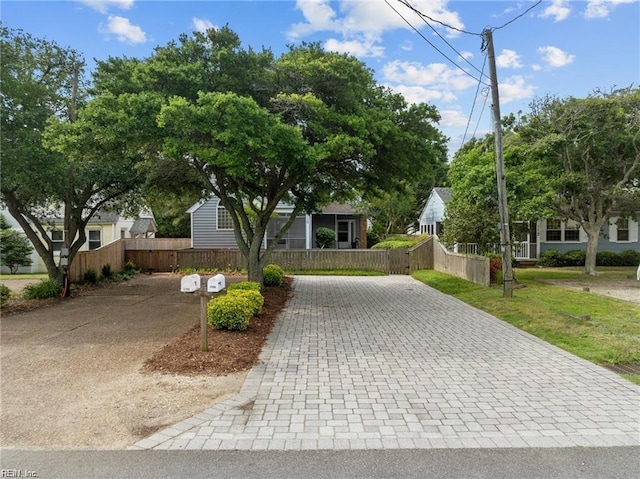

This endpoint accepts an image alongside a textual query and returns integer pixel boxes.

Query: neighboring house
[538,215,639,256]
[417,188,639,260]
[187,196,367,250]
[418,187,452,236]
[0,208,157,274]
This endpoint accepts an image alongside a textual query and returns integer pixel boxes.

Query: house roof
[321,203,357,215]
[433,187,453,204]
[129,217,158,235]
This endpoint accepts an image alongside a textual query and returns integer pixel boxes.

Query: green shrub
[227,281,262,293]
[0,284,12,305]
[263,263,284,286]
[22,279,60,300]
[564,250,586,267]
[83,269,99,284]
[538,249,565,267]
[101,263,113,279]
[315,227,336,249]
[207,294,253,331]
[371,239,415,250]
[596,251,621,267]
[228,289,264,315]
[124,260,138,274]
[619,249,640,266]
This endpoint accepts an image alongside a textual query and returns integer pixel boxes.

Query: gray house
[417,188,639,260]
[187,196,367,250]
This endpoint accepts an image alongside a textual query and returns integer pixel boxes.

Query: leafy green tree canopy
[92,27,448,283]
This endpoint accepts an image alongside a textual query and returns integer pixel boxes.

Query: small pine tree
[0,215,34,274]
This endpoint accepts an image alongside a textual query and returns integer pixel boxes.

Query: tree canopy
[92,27,449,283]
[0,27,149,281]
[516,87,640,274]
[444,88,640,274]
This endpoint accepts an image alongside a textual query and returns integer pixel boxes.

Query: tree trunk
[583,227,600,276]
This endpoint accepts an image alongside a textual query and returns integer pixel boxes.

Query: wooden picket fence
[70,235,489,286]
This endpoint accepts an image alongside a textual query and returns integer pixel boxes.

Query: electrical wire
[384,0,489,86]
[397,0,488,80]
[395,0,482,36]
[493,0,543,31]
[461,54,488,147]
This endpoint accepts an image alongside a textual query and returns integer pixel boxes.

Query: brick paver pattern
[133,276,640,450]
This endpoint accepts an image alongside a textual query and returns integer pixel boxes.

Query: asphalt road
[2,447,639,478]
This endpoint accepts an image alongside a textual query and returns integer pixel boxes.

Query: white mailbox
[180,274,201,293]
[207,274,226,293]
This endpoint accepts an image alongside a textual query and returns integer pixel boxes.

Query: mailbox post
[181,274,226,352]
[200,280,208,352]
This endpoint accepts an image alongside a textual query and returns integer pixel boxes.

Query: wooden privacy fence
[433,239,490,287]
[70,235,489,286]
[69,240,126,282]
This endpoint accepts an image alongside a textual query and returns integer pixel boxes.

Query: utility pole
[483,28,514,298]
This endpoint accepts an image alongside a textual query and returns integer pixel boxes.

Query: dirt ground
[542,278,640,304]
[0,274,290,450]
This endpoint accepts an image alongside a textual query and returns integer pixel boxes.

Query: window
[217,207,234,230]
[617,218,629,241]
[88,230,101,250]
[564,225,580,242]
[51,230,64,252]
[121,228,127,239]
[546,219,561,241]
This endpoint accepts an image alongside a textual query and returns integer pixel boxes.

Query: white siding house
[418,187,452,236]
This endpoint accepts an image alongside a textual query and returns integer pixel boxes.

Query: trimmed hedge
[538,249,640,267]
[263,263,284,286]
[227,289,264,315]
[207,294,253,331]
[227,281,262,293]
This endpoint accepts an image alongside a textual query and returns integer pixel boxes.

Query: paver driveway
[134,276,639,451]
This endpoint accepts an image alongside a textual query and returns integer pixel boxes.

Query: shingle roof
[434,187,453,204]
[320,203,357,215]
[129,217,157,235]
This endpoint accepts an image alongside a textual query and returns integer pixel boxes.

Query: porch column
[359,217,367,249]
[306,214,312,249]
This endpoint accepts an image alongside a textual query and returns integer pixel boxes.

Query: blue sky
[4,0,639,156]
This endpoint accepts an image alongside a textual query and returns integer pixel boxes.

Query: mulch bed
[142,276,293,376]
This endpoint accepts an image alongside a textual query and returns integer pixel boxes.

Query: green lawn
[412,267,640,384]
[0,273,48,280]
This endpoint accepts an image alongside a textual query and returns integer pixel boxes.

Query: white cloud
[539,0,572,22]
[382,60,477,92]
[102,16,147,44]
[287,0,466,43]
[79,0,134,14]
[401,41,413,52]
[537,46,575,68]
[192,17,216,33]
[498,76,535,104]
[438,109,470,128]
[387,84,458,105]
[496,49,523,69]
[584,0,637,19]
[324,37,385,57]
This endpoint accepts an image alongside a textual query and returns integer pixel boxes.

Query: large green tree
[517,88,640,275]
[93,28,447,284]
[1,27,148,281]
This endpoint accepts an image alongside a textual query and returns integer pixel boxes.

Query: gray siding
[191,197,238,249]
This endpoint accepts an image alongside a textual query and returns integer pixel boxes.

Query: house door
[337,220,355,248]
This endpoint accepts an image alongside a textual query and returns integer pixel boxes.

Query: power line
[395,0,482,36]
[384,0,489,86]
[397,0,488,80]
[493,0,543,31]
[461,53,488,147]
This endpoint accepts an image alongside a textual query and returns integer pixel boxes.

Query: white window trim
[544,219,585,244]
[216,206,234,230]
[88,229,102,250]
[609,217,638,243]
